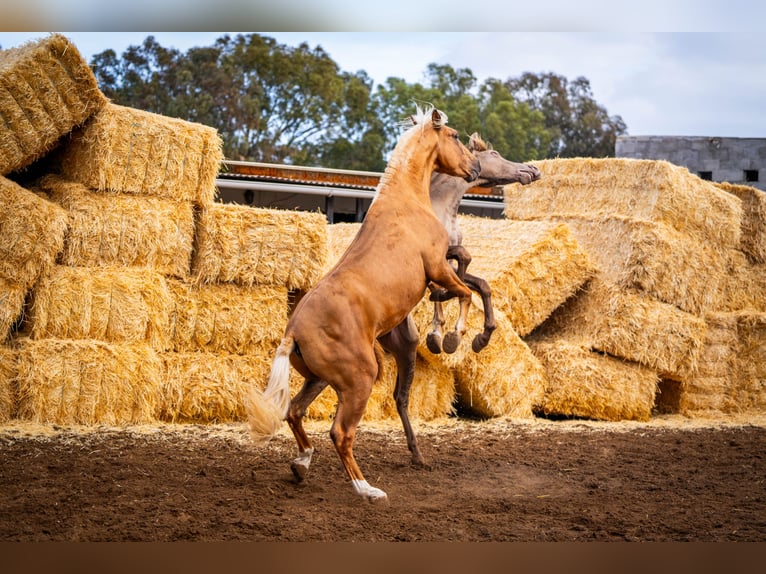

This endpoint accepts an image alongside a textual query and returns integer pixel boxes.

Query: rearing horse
[247,105,479,503]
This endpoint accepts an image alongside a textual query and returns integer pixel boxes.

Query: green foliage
[90,34,627,170]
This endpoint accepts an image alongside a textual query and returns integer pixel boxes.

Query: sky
[1,2,764,139]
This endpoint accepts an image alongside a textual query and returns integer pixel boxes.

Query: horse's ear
[431,109,443,129]
[469,132,488,152]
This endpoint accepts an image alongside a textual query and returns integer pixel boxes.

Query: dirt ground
[1,414,765,542]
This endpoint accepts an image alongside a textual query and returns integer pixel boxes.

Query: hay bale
[675,313,741,416]
[26,266,173,351]
[734,312,766,413]
[0,175,69,289]
[54,103,223,207]
[14,338,162,424]
[0,346,17,422]
[716,182,766,263]
[527,337,659,422]
[160,348,275,423]
[168,280,287,354]
[37,174,195,278]
[456,215,594,336]
[532,276,707,381]
[713,250,766,313]
[412,295,546,419]
[504,158,742,248]
[0,33,107,175]
[533,215,727,316]
[192,203,328,290]
[0,277,27,344]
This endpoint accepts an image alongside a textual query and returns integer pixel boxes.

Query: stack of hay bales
[323,214,594,421]
[505,158,751,420]
[0,34,331,426]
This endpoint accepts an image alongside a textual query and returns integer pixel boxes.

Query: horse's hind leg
[286,376,328,482]
[464,272,496,353]
[379,316,426,466]
[330,369,388,503]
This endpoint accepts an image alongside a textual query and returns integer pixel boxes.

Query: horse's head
[467,133,541,186]
[411,107,479,183]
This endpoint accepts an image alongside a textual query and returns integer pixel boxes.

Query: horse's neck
[430,172,471,245]
[374,132,436,205]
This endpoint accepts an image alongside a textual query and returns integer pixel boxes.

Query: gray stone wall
[616,136,766,191]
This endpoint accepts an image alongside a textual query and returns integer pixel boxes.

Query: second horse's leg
[464,272,496,353]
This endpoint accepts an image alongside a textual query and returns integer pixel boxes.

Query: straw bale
[167,280,287,354]
[37,174,195,278]
[54,103,223,207]
[532,276,707,380]
[713,249,766,312]
[0,277,27,343]
[0,347,17,422]
[412,294,546,419]
[0,175,69,288]
[14,338,162,425]
[192,203,328,290]
[527,337,659,422]
[27,266,173,351]
[734,312,766,412]
[716,182,766,263]
[455,215,594,335]
[531,215,727,315]
[0,33,107,174]
[504,158,742,248]
[160,348,275,423]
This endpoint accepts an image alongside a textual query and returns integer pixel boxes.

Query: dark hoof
[291,461,308,483]
[472,334,489,353]
[426,332,442,354]
[442,331,461,354]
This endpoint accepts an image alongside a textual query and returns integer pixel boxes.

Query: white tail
[247,336,294,444]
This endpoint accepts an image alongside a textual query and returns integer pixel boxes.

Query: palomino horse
[379,134,541,466]
[424,133,541,355]
[248,105,480,503]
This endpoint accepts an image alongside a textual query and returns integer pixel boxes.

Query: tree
[504,72,627,158]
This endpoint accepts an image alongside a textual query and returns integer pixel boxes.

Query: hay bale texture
[54,103,223,207]
[37,174,196,278]
[532,276,707,381]
[714,250,766,313]
[716,182,766,263]
[527,337,659,422]
[0,277,27,345]
[0,33,107,175]
[167,280,287,355]
[504,158,743,248]
[14,338,162,425]
[193,203,328,291]
[0,347,16,422]
[26,265,173,351]
[456,215,595,336]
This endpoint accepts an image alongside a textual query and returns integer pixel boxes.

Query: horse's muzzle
[465,159,481,182]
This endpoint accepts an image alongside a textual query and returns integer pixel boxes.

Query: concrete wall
[616,136,766,191]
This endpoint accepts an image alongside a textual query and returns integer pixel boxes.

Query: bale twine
[0,33,107,175]
[192,203,328,291]
[532,276,707,381]
[504,157,743,249]
[527,337,659,422]
[456,215,594,336]
[14,338,162,425]
[26,265,173,351]
[54,103,223,208]
[38,174,195,279]
[167,280,287,354]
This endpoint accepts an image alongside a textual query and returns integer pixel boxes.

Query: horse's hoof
[472,334,489,353]
[426,332,442,354]
[442,331,461,354]
[291,461,309,483]
[367,492,389,505]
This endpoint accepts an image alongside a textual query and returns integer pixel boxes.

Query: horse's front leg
[429,245,471,303]
[427,261,473,355]
[464,272,496,352]
[426,288,446,354]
